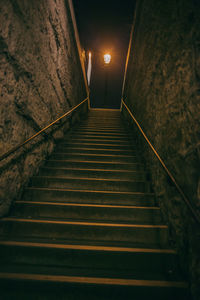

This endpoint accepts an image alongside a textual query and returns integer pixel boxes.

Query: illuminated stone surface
[0,0,87,215]
[122,1,200,298]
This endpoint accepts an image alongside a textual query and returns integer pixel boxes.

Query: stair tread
[39,167,146,181]
[59,142,132,146]
[72,131,128,136]
[2,217,167,228]
[15,201,159,210]
[56,146,135,152]
[23,187,155,207]
[0,252,186,282]
[11,201,162,225]
[52,152,137,158]
[70,131,129,135]
[0,240,175,253]
[32,175,147,183]
[68,135,129,140]
[25,186,154,196]
[46,159,142,165]
[0,271,188,288]
[40,167,144,173]
[67,139,131,144]
[0,236,170,249]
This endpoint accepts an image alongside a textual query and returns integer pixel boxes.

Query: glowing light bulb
[104,53,111,64]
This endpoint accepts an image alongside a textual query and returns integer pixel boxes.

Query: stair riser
[83,121,122,125]
[54,147,136,156]
[45,160,143,171]
[0,221,169,245]
[80,124,124,127]
[57,142,133,150]
[50,153,139,163]
[30,177,150,193]
[85,114,121,118]
[39,168,146,181]
[12,203,162,224]
[23,189,155,206]
[73,130,128,136]
[72,129,129,135]
[0,279,189,300]
[69,134,129,140]
[84,118,121,122]
[66,138,131,145]
[74,124,123,128]
[66,136,129,142]
[78,126,126,132]
[0,245,177,275]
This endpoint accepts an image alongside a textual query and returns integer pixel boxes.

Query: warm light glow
[104,53,111,64]
[87,51,92,86]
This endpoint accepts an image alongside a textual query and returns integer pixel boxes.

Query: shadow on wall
[122,0,200,299]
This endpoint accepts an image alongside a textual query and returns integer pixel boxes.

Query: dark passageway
[73,0,135,108]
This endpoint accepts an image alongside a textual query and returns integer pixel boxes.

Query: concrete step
[83,119,122,123]
[69,133,129,140]
[39,167,147,180]
[78,126,126,132]
[29,176,150,193]
[50,152,140,163]
[83,118,122,123]
[89,109,120,113]
[45,159,144,171]
[80,123,124,127]
[58,141,133,150]
[0,218,169,246]
[55,146,136,156]
[0,262,180,282]
[84,118,122,122]
[85,121,122,124]
[0,241,179,278]
[73,129,128,136]
[23,187,156,206]
[66,138,132,145]
[67,134,129,141]
[87,113,121,119]
[73,127,128,133]
[0,272,189,300]
[11,201,162,224]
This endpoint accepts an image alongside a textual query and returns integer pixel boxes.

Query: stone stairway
[0,110,189,299]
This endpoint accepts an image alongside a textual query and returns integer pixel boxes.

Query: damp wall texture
[122,0,200,298]
[0,0,87,216]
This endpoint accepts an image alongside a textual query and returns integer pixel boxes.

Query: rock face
[0,1,87,215]
[122,0,200,298]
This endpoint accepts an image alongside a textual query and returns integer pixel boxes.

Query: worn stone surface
[0,0,87,216]
[123,0,200,298]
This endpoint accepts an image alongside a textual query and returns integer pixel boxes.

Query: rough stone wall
[122,0,200,298]
[0,0,87,215]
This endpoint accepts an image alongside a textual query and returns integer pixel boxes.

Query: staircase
[0,110,189,299]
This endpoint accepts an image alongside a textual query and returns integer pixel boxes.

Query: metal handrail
[121,99,200,224]
[0,97,88,162]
